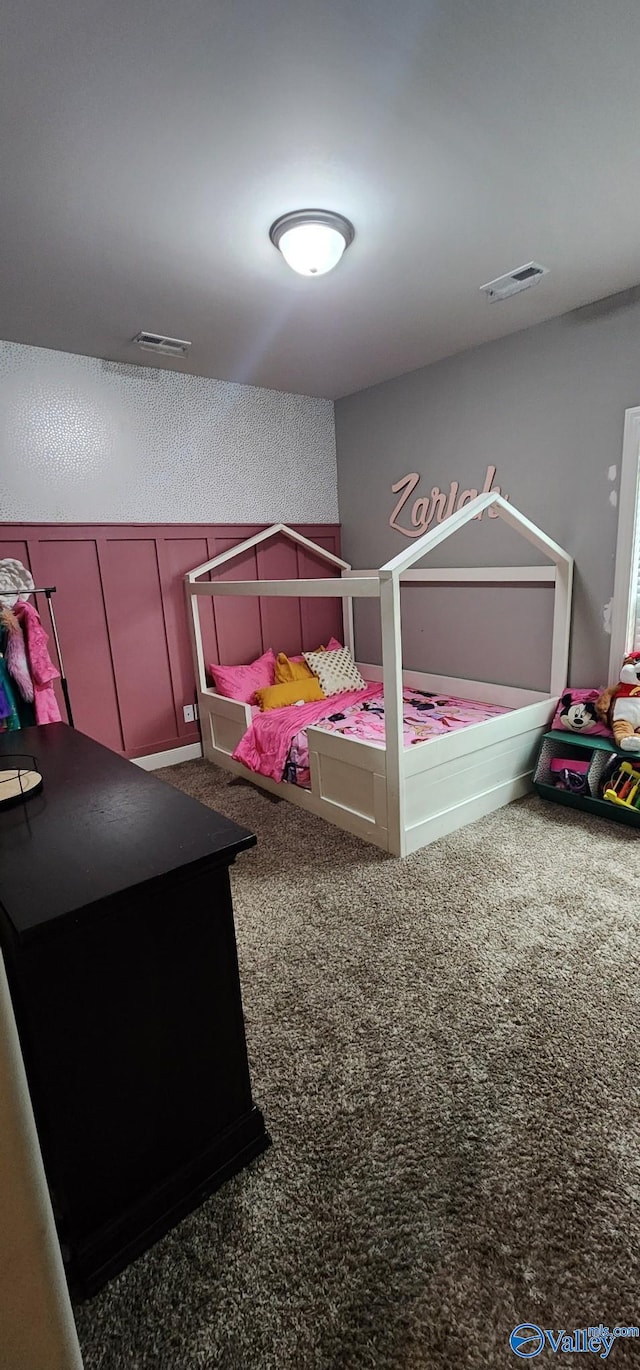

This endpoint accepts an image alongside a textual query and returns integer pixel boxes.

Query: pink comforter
[232,684,380,781]
[232,684,508,785]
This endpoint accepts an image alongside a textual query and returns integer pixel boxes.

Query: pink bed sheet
[232,683,380,782]
[232,685,508,787]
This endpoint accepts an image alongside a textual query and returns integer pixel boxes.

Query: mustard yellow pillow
[255,678,325,711]
[274,652,313,684]
[274,647,326,684]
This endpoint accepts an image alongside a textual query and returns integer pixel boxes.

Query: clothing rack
[24,587,74,728]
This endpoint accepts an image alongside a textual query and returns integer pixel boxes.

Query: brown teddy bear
[597,651,640,751]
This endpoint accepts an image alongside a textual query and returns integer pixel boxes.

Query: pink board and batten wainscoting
[0,523,343,759]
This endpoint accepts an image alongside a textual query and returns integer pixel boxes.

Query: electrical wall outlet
[183,704,195,723]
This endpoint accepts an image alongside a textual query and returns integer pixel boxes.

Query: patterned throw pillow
[208,648,276,704]
[303,646,366,696]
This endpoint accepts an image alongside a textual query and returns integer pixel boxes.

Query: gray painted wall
[335,295,640,690]
[0,340,337,523]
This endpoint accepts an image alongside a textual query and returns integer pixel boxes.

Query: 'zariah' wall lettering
[389,465,508,538]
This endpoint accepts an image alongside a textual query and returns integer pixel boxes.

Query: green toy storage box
[533,731,640,829]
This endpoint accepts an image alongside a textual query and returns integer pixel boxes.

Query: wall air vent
[480,262,549,302]
[133,332,192,358]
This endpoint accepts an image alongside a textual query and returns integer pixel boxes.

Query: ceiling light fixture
[269,209,355,277]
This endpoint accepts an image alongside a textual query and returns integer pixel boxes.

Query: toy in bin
[549,756,590,794]
[602,759,640,809]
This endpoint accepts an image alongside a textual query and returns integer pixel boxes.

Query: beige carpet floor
[74,762,640,1370]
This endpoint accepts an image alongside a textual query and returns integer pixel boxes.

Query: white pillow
[303,646,366,696]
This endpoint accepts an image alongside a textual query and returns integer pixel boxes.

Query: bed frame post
[550,557,573,697]
[341,575,356,659]
[379,569,405,856]
[184,576,208,695]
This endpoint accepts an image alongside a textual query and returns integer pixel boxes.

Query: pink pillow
[208,648,276,704]
[551,688,611,738]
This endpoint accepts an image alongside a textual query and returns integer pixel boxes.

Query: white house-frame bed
[185,492,573,856]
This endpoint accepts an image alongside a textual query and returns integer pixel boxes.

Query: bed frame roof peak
[185,497,571,585]
[380,491,572,578]
[185,522,351,581]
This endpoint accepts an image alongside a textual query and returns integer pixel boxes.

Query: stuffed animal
[597,651,640,751]
[557,692,600,733]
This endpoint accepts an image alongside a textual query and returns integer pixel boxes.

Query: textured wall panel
[0,340,337,523]
[298,538,345,651]
[211,541,262,669]
[256,536,302,660]
[27,538,123,753]
[157,536,216,742]
[0,522,342,757]
[99,538,177,753]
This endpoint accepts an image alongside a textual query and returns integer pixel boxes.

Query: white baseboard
[133,742,203,771]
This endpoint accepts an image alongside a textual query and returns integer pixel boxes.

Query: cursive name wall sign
[389,465,508,538]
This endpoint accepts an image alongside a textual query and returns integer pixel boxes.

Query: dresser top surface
[0,724,255,940]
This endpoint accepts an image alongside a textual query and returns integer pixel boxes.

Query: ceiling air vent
[480,262,548,302]
[133,331,192,358]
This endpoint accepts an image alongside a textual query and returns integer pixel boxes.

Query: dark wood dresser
[0,723,269,1296]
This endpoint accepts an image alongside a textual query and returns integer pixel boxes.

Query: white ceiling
[2,0,640,399]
